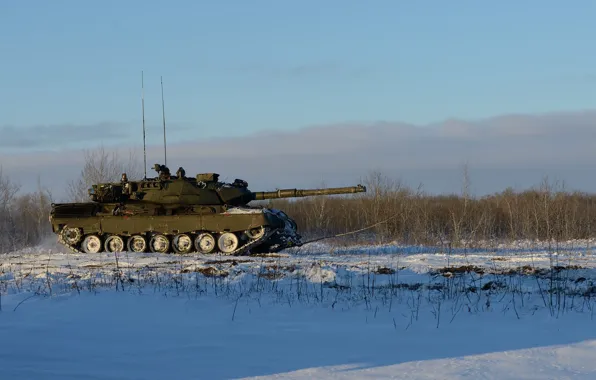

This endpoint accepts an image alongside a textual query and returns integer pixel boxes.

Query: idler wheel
[61,226,82,245]
[127,235,147,253]
[150,234,170,253]
[194,232,216,254]
[218,232,239,254]
[105,235,125,253]
[246,226,266,240]
[173,234,193,254]
[81,235,102,253]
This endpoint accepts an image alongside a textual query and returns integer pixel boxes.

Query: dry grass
[270,172,596,246]
[4,156,596,254]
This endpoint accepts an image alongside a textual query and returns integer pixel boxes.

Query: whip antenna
[161,76,167,166]
[141,70,147,179]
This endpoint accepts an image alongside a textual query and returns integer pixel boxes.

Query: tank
[49,164,367,255]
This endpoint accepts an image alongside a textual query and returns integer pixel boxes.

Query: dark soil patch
[391,283,423,291]
[257,264,296,280]
[433,265,485,276]
[583,285,596,296]
[499,265,548,276]
[82,264,110,269]
[181,266,229,277]
[263,264,296,273]
[250,253,286,258]
[497,265,585,277]
[373,267,396,275]
[204,259,253,266]
[481,280,507,291]
[427,283,445,291]
[387,282,445,291]
[552,265,585,272]
[328,283,350,290]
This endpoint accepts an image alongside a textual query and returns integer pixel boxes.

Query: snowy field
[2,238,596,379]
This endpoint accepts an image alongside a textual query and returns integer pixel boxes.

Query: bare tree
[66,146,142,202]
[0,166,22,252]
[449,163,471,245]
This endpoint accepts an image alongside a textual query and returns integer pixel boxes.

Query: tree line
[0,147,142,253]
[271,171,596,246]
[2,147,596,253]
[0,168,53,253]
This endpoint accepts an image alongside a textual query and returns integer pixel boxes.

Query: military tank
[49,164,367,255]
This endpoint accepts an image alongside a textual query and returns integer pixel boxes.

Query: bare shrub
[270,171,596,246]
[0,146,141,253]
[5,151,596,253]
[0,168,53,253]
[66,145,142,202]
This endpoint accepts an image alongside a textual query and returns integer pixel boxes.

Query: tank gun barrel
[251,184,366,200]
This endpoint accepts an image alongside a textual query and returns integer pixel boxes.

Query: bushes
[0,146,140,254]
[2,154,596,253]
[269,174,596,246]
[0,170,52,253]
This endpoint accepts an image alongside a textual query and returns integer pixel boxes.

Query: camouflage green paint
[49,164,366,255]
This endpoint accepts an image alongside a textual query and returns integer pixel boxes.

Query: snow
[222,206,266,214]
[2,238,596,379]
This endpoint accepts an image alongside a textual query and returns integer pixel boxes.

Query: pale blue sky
[1,0,595,149]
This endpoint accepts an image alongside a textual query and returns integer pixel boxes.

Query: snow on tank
[49,163,366,255]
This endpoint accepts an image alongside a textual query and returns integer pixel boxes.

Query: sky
[1,1,595,198]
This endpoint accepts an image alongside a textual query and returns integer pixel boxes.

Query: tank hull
[48,172,365,255]
[49,204,301,255]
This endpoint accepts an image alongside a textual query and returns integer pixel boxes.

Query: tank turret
[49,164,367,256]
[83,164,366,207]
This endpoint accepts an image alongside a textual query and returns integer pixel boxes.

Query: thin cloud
[3,109,596,199]
[0,122,130,149]
[0,121,194,151]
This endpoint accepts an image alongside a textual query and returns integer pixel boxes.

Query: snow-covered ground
[2,238,596,379]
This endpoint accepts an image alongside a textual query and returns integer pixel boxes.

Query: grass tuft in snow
[3,242,596,327]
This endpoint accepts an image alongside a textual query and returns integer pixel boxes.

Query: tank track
[55,210,302,256]
[57,228,84,254]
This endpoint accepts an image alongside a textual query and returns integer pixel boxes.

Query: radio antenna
[161,76,167,167]
[141,71,147,179]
